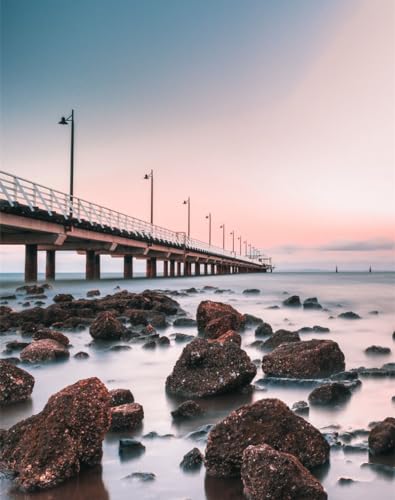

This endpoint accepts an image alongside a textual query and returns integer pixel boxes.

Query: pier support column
[124,255,133,279]
[195,262,200,276]
[170,260,175,277]
[204,263,208,275]
[25,244,37,282]
[147,257,157,278]
[163,260,169,277]
[45,250,55,281]
[211,264,215,275]
[176,261,182,276]
[86,250,95,280]
[94,254,101,280]
[183,261,189,276]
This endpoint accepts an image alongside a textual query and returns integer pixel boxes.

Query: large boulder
[0,360,35,405]
[241,444,327,500]
[89,311,124,340]
[205,398,329,477]
[20,339,69,363]
[262,339,345,378]
[196,300,245,339]
[368,417,395,455]
[166,338,256,397]
[0,378,110,491]
[262,329,300,350]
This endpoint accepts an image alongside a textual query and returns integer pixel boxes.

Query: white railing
[0,170,269,266]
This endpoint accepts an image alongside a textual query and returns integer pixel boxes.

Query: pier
[0,171,273,282]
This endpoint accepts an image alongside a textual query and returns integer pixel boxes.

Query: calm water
[1,272,394,499]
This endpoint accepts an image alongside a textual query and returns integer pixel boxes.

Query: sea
[0,271,394,499]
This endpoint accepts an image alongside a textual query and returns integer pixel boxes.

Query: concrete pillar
[184,261,189,276]
[25,244,38,282]
[147,257,157,278]
[146,259,152,278]
[86,250,96,280]
[195,262,200,276]
[124,255,133,279]
[211,263,215,275]
[45,250,55,281]
[204,263,208,275]
[177,261,182,276]
[94,254,101,280]
[163,260,169,277]
[170,260,175,277]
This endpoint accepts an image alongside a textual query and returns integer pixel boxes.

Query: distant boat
[369,266,372,273]
[335,266,338,273]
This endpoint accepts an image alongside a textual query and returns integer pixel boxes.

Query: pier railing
[0,170,271,266]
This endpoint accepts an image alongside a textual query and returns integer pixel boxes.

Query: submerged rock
[109,403,144,431]
[368,417,395,455]
[0,377,110,491]
[53,294,74,303]
[338,311,361,320]
[87,289,101,297]
[109,388,134,407]
[124,472,155,481]
[166,338,256,398]
[74,351,89,359]
[89,311,124,340]
[32,328,70,346]
[282,295,301,307]
[173,317,197,327]
[180,448,204,470]
[365,345,391,355]
[0,360,35,405]
[171,400,205,420]
[242,289,260,295]
[241,444,327,500]
[292,400,309,415]
[262,329,300,350]
[196,300,245,339]
[303,297,323,310]
[20,339,69,363]
[205,398,329,478]
[308,383,352,405]
[262,339,345,378]
[243,314,263,326]
[255,322,273,337]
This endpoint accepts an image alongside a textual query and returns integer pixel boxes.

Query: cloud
[318,238,395,252]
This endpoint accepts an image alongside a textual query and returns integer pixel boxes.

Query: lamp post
[58,109,74,215]
[205,213,212,246]
[237,236,242,255]
[220,224,225,249]
[144,169,154,224]
[183,197,191,238]
[230,230,235,253]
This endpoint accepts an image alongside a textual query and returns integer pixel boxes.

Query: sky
[1,0,394,272]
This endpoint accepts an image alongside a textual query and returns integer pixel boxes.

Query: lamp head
[144,174,149,180]
[58,117,68,125]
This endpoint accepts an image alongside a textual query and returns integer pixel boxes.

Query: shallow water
[1,272,394,499]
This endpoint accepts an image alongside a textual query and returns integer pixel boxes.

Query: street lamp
[220,224,225,249]
[58,109,74,215]
[237,236,242,255]
[183,197,191,238]
[230,230,235,253]
[205,213,212,246]
[144,169,154,224]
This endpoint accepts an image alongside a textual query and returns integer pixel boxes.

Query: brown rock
[262,339,345,378]
[53,294,74,303]
[110,403,144,431]
[209,329,242,347]
[89,311,124,340]
[0,377,110,491]
[241,444,327,500]
[0,360,35,405]
[196,300,245,339]
[171,400,205,419]
[33,328,70,346]
[109,388,134,407]
[262,329,301,350]
[205,398,329,477]
[308,383,351,405]
[368,417,395,455]
[20,339,69,363]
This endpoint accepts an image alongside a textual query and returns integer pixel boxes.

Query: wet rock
[2,357,20,365]
[0,377,110,491]
[360,462,395,478]
[338,477,357,485]
[20,339,70,363]
[242,289,260,295]
[250,340,264,349]
[16,285,46,295]
[368,417,395,455]
[196,300,245,339]
[180,448,204,470]
[32,328,70,346]
[173,317,197,327]
[142,340,156,349]
[338,311,361,319]
[184,287,199,294]
[124,472,155,481]
[243,314,263,326]
[174,333,195,343]
[157,336,170,346]
[205,398,329,477]
[74,351,89,359]
[5,341,30,352]
[308,383,352,405]
[365,345,391,355]
[313,325,330,333]
[292,400,309,415]
[186,424,213,442]
[241,444,327,500]
[254,322,273,337]
[87,289,100,297]
[109,388,134,407]
[171,400,205,420]
[119,438,145,456]
[0,360,35,405]
[166,338,256,398]
[262,329,300,350]
[330,370,359,381]
[109,345,131,352]
[303,297,323,310]
[34,301,45,306]
[209,330,241,347]
[22,302,31,308]
[147,312,169,329]
[266,305,280,310]
[143,431,174,439]
[53,294,74,303]
[0,295,16,301]
[127,309,149,326]
[110,403,144,431]
[282,295,301,307]
[89,311,124,340]
[262,339,345,378]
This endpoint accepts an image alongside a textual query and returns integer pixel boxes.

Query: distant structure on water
[369,266,372,273]
[335,266,338,273]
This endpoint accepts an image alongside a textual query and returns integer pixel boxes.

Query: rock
[292,400,309,415]
[0,360,35,405]
[365,345,391,355]
[243,314,263,326]
[173,317,197,327]
[338,311,361,319]
[360,462,395,478]
[87,289,100,297]
[109,403,144,431]
[89,311,124,340]
[303,297,323,310]
[0,377,110,491]
[22,302,31,308]
[186,424,213,442]
[242,289,260,295]
[5,341,30,352]
[255,322,273,337]
[368,417,395,454]
[262,329,301,350]
[142,340,156,349]
[32,328,70,346]
[308,383,352,405]
[119,439,145,459]
[2,357,20,365]
[209,330,241,347]
[109,388,134,407]
[241,444,327,500]
[74,351,89,359]
[20,339,70,363]
[171,400,205,420]
[16,285,46,295]
[147,312,169,329]
[53,294,74,303]
[312,325,330,333]
[205,398,329,477]
[142,431,174,439]
[282,295,301,307]
[184,287,199,294]
[127,309,149,326]
[124,472,155,481]
[174,333,195,343]
[180,448,204,470]
[262,339,345,378]
[196,300,245,339]
[166,338,256,398]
